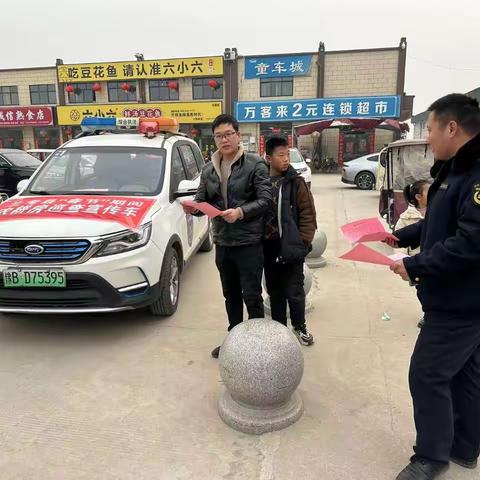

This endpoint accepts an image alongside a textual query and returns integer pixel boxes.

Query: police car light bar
[80,117,139,132]
[80,117,116,132]
[80,116,179,137]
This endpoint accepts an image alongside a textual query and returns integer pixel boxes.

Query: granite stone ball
[219,318,304,408]
[308,230,328,258]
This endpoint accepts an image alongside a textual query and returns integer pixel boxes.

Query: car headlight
[94,223,152,257]
[297,167,308,173]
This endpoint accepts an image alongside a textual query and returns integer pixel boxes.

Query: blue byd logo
[24,244,44,255]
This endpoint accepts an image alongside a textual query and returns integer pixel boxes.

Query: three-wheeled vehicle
[377,139,435,229]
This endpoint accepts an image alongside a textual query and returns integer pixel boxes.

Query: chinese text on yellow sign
[57,57,224,83]
[57,102,223,125]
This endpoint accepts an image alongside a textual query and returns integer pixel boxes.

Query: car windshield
[3,152,41,168]
[289,149,304,164]
[26,146,166,196]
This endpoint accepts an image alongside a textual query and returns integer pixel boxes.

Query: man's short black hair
[212,114,239,133]
[429,93,480,136]
[265,136,288,156]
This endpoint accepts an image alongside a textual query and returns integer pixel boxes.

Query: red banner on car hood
[0,196,156,230]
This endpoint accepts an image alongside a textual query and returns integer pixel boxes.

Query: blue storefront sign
[245,55,312,79]
[235,95,401,123]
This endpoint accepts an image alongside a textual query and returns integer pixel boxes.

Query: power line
[408,55,480,72]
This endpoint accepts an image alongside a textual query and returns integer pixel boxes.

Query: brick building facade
[0,38,413,166]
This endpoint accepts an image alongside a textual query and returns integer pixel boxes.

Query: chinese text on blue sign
[245,55,312,79]
[235,96,401,123]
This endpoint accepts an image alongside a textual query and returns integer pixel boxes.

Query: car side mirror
[17,179,29,193]
[305,158,312,164]
[174,179,198,198]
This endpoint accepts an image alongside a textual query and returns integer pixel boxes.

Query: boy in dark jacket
[263,137,317,345]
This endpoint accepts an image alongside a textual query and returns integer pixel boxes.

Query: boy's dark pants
[263,239,305,328]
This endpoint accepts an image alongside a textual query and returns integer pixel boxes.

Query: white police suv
[0,117,212,315]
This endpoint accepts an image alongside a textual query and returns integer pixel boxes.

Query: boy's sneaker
[293,325,314,346]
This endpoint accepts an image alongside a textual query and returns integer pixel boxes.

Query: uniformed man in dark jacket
[183,114,272,358]
[390,94,480,479]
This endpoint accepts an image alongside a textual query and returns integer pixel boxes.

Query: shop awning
[294,118,409,136]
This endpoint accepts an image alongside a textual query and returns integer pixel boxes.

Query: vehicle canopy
[377,138,434,228]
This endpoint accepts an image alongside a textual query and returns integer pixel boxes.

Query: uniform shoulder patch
[473,183,480,206]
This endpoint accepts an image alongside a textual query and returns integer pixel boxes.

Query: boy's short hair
[265,136,288,156]
[211,114,239,133]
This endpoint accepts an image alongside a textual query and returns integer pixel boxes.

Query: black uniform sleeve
[240,161,272,220]
[394,221,423,249]
[404,179,480,278]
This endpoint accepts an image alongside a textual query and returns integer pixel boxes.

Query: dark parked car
[0,149,41,197]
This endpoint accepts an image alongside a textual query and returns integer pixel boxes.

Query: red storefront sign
[0,196,155,230]
[259,135,265,156]
[338,133,345,167]
[0,107,54,127]
[367,130,376,153]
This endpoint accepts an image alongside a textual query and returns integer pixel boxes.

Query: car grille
[0,239,91,263]
[0,276,101,309]
[0,277,90,290]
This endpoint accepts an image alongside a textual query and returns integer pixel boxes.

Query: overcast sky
[6,0,480,114]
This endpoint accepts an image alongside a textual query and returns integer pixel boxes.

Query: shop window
[68,83,96,104]
[30,84,57,105]
[0,129,23,149]
[149,80,179,101]
[34,127,61,149]
[108,81,137,102]
[192,78,223,100]
[260,78,293,97]
[0,86,19,106]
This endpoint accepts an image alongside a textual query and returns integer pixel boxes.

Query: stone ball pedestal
[306,230,328,268]
[263,264,313,317]
[218,318,304,435]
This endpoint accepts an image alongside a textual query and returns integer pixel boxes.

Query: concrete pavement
[0,174,476,480]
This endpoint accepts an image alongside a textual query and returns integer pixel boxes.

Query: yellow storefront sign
[57,56,223,83]
[57,102,223,125]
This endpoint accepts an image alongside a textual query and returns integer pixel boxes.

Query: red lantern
[65,85,74,93]
[208,79,219,90]
[121,82,131,92]
[92,82,102,92]
[167,81,178,91]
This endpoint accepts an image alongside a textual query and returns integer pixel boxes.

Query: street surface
[0,174,474,480]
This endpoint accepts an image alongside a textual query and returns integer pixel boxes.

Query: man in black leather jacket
[183,114,272,358]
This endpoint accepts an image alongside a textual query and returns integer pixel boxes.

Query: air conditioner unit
[224,48,238,61]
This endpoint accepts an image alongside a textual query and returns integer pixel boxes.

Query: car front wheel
[149,247,180,316]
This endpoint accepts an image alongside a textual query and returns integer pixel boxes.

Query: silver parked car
[341,152,379,190]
